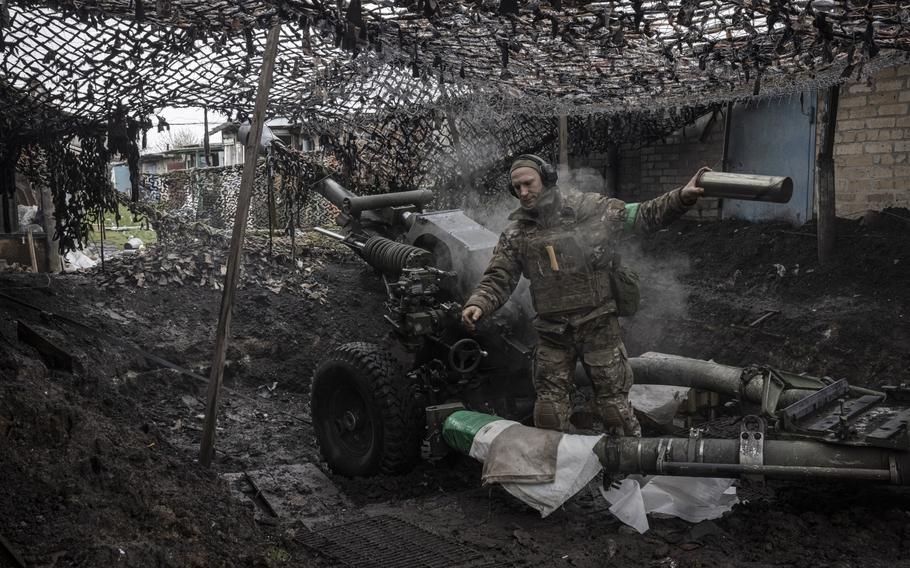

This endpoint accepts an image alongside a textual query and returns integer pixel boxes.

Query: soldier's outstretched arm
[626,167,709,233]
[463,228,522,321]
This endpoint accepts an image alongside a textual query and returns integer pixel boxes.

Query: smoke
[450,178,536,325]
[562,166,608,196]
[446,164,693,349]
[460,187,517,233]
[617,235,693,356]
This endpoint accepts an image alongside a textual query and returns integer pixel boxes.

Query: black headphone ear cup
[508,181,518,198]
[539,163,557,186]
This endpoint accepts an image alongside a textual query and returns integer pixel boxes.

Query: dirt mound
[623,211,910,387]
[2,215,910,567]
[642,207,910,303]
[0,325,269,567]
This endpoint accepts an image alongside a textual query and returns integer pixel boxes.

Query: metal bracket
[688,428,703,464]
[760,369,786,417]
[656,438,674,474]
[740,416,766,483]
[778,378,849,429]
[889,455,900,485]
[636,440,644,473]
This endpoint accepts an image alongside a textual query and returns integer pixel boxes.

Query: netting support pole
[558,114,569,178]
[40,182,60,272]
[817,85,840,266]
[718,101,734,216]
[203,107,211,167]
[200,24,282,467]
[267,147,275,260]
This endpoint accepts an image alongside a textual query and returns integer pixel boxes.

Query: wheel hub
[341,409,360,432]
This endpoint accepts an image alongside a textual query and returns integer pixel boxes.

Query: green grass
[90,203,158,249]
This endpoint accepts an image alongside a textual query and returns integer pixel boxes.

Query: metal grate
[296,515,509,568]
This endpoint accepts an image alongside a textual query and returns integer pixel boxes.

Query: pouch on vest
[609,259,640,317]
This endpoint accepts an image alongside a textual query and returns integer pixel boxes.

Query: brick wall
[619,111,725,219]
[569,110,725,218]
[569,63,910,221]
[831,64,910,217]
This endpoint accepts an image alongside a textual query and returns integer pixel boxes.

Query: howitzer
[305,175,910,489]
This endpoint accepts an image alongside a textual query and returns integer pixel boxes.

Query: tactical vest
[522,205,617,317]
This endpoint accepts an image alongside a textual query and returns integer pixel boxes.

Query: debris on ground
[1,216,909,567]
[90,210,339,301]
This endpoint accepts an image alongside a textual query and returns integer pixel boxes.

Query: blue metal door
[723,93,816,225]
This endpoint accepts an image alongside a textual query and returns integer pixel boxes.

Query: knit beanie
[509,157,543,177]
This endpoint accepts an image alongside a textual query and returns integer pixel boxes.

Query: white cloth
[469,424,604,518]
[601,475,738,533]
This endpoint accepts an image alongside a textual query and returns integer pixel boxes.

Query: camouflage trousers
[532,314,641,436]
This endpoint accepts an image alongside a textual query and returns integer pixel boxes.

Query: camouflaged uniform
[465,186,694,435]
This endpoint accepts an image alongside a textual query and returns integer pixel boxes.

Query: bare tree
[156,128,199,152]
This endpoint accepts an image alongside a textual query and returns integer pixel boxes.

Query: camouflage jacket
[465,186,693,319]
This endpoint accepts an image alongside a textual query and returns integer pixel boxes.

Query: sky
[143,106,230,153]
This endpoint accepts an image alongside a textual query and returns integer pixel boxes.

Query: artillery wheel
[310,342,423,477]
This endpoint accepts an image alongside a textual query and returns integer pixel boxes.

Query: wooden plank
[16,320,73,371]
[26,228,38,272]
[40,182,61,272]
[200,24,282,467]
[748,309,779,327]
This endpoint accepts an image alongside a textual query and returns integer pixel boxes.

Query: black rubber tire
[310,342,423,477]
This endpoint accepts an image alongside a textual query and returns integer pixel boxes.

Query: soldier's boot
[533,399,570,431]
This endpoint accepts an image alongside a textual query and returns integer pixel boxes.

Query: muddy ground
[2,210,910,568]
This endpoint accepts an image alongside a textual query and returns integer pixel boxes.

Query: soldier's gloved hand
[681,166,711,204]
[461,305,484,331]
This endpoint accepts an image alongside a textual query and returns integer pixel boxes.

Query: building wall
[612,110,725,219]
[830,64,910,217]
[569,63,910,222]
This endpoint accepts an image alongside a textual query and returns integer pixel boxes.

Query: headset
[507,154,559,198]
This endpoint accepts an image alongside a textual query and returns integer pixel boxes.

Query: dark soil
[1,211,909,567]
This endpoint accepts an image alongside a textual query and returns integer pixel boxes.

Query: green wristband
[623,203,640,232]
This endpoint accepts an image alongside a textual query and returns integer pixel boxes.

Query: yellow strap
[544,245,559,271]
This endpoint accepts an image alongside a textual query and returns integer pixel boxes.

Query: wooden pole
[203,106,212,167]
[718,101,734,217]
[26,228,38,273]
[817,86,840,265]
[558,113,569,177]
[200,24,282,467]
[98,208,105,271]
[721,102,733,173]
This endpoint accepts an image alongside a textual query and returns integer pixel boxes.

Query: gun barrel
[342,189,434,214]
[312,226,365,248]
[316,179,357,209]
[697,171,793,203]
[312,226,346,241]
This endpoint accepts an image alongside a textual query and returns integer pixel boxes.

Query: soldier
[461,154,707,436]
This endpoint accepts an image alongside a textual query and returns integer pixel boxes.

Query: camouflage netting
[138,153,336,230]
[2,1,910,250]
